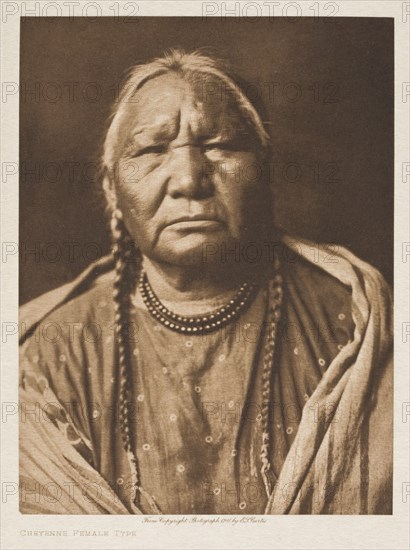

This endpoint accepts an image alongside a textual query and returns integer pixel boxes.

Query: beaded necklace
[138,270,258,334]
[116,256,283,513]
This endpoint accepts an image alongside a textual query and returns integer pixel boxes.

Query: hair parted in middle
[102,48,272,215]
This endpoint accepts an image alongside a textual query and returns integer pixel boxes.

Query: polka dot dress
[20,252,354,514]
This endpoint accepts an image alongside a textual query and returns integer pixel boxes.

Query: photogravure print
[1,2,409,549]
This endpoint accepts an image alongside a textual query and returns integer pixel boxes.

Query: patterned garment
[20,254,354,514]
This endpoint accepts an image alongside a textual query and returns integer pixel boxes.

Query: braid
[110,208,141,502]
[260,256,283,499]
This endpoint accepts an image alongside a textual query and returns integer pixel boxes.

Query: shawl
[19,236,393,514]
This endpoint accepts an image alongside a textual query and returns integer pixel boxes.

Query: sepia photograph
[17,16,394,517]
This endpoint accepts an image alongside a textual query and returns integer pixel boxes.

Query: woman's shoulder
[281,235,391,297]
[25,274,115,332]
[19,257,116,391]
[19,255,116,382]
[280,235,392,343]
[20,255,115,346]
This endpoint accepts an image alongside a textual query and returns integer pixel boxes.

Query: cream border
[1,1,409,549]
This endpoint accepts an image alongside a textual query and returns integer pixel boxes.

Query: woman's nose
[167,145,213,199]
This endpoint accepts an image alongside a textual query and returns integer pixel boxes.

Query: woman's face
[112,72,272,266]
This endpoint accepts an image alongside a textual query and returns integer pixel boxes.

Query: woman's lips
[166,219,224,232]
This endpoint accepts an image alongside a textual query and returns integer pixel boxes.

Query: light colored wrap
[19,386,139,514]
[265,236,393,514]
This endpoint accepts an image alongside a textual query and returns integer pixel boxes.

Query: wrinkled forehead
[105,71,257,164]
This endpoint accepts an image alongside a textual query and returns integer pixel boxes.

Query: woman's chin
[154,236,226,267]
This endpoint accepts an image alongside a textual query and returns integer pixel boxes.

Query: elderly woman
[19,50,392,515]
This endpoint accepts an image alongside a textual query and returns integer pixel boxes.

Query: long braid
[111,209,162,513]
[260,255,283,499]
[111,209,141,502]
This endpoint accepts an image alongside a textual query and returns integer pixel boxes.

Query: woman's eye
[204,143,231,152]
[203,142,250,154]
[135,144,167,157]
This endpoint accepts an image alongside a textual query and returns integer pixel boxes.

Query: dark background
[20,17,394,305]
